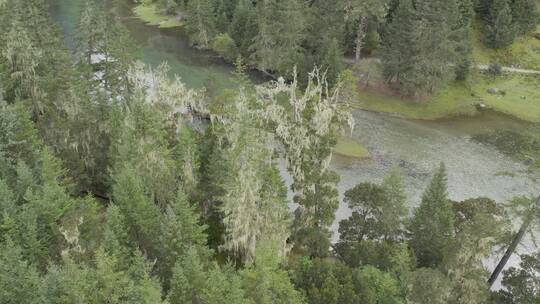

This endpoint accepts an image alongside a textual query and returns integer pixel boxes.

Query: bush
[487,62,503,76]
[157,0,177,15]
[212,33,239,63]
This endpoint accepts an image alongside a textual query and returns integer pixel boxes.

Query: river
[49,0,539,288]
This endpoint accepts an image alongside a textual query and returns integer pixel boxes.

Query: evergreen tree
[382,0,461,95]
[304,0,346,84]
[380,168,408,241]
[24,149,78,267]
[345,0,389,62]
[353,265,405,304]
[0,239,44,304]
[0,103,42,177]
[111,166,162,258]
[454,0,474,80]
[337,169,406,246]
[213,0,236,30]
[76,0,102,66]
[409,163,455,268]
[202,263,250,304]
[76,0,136,95]
[290,257,358,304]
[411,0,460,94]
[174,125,201,199]
[485,0,516,48]
[1,22,44,118]
[251,0,306,76]
[168,247,217,304]
[475,0,493,17]
[125,249,165,304]
[381,0,417,85]
[44,259,95,304]
[185,0,216,48]
[255,69,353,257]
[228,0,258,58]
[511,0,539,35]
[319,38,346,87]
[102,204,133,267]
[216,89,291,263]
[158,190,209,289]
[407,268,452,304]
[241,242,305,304]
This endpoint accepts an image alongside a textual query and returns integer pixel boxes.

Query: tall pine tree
[485,0,516,48]
[511,0,539,35]
[409,163,455,268]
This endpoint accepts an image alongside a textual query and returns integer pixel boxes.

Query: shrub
[212,33,239,63]
[487,62,503,76]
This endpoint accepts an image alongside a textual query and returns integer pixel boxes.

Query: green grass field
[133,3,182,29]
[354,2,540,122]
[335,137,370,159]
[472,20,540,70]
[355,72,540,122]
[472,1,540,69]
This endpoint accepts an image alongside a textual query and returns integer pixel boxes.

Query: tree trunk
[488,195,540,288]
[355,16,368,62]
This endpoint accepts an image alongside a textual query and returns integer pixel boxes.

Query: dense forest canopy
[154,0,539,95]
[0,0,539,303]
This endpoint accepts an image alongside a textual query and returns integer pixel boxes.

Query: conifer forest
[1,0,540,303]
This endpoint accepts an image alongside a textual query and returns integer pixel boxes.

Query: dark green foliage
[185,0,216,48]
[336,170,407,268]
[473,128,540,169]
[475,0,493,16]
[290,257,405,304]
[318,38,346,87]
[381,0,417,86]
[338,183,390,242]
[0,240,44,304]
[168,248,208,304]
[158,190,209,289]
[250,0,306,76]
[382,0,467,95]
[157,0,178,14]
[290,257,359,304]
[485,0,516,48]
[1,1,536,302]
[363,17,381,56]
[174,125,202,199]
[0,103,42,177]
[494,251,540,303]
[354,265,404,304]
[511,0,540,35]
[112,166,162,257]
[454,0,475,80]
[228,0,258,58]
[212,33,239,62]
[291,168,340,258]
[76,0,137,94]
[213,0,237,30]
[240,243,305,304]
[407,268,452,304]
[304,0,346,84]
[445,197,508,303]
[409,163,455,268]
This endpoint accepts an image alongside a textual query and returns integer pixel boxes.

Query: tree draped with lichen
[209,86,291,264]
[254,68,354,256]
